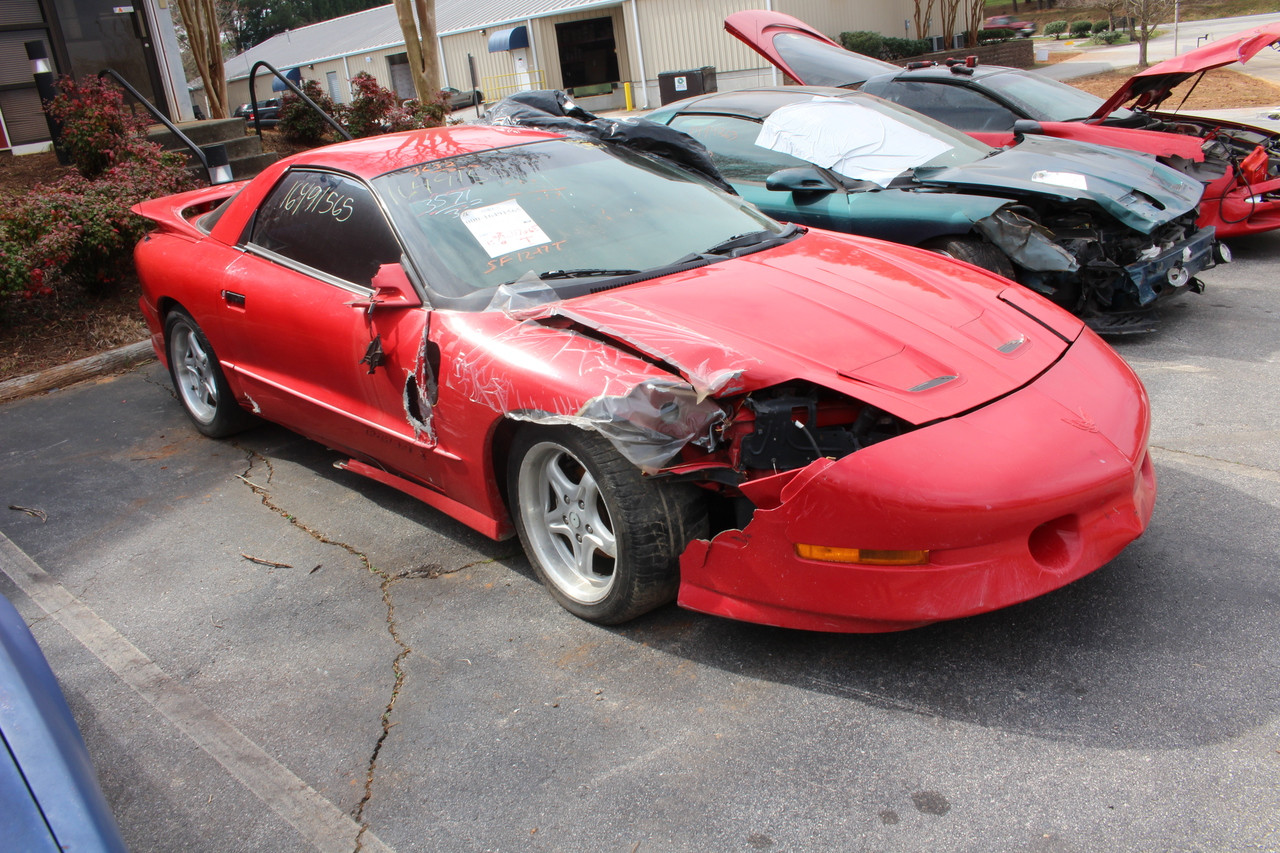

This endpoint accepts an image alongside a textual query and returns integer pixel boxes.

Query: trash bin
[657,66,718,105]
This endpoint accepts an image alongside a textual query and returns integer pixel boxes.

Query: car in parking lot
[132,125,1155,632]
[0,593,127,852]
[443,86,483,110]
[646,85,1221,333]
[242,98,282,127]
[984,15,1037,37]
[725,11,1280,239]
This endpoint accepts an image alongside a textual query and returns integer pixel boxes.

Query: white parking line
[0,532,396,853]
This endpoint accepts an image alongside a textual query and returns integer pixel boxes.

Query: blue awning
[488,26,529,52]
[271,67,302,91]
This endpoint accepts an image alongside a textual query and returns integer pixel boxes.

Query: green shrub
[277,79,341,145]
[1090,29,1125,45]
[1092,20,1110,34]
[0,77,196,300]
[1043,20,1068,39]
[1070,20,1093,37]
[840,30,884,57]
[883,36,931,58]
[978,28,1015,42]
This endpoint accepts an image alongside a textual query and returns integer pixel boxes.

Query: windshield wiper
[674,224,805,263]
[537,268,642,280]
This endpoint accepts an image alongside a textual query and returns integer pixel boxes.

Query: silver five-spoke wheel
[164,309,253,438]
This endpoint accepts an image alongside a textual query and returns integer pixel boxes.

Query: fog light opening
[1166,265,1190,288]
[1028,515,1081,571]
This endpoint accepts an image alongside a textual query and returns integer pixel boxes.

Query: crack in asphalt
[233,447,514,852]
[235,448,405,852]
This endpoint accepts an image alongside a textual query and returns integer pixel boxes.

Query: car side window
[868,80,1019,133]
[248,170,403,288]
[667,114,810,182]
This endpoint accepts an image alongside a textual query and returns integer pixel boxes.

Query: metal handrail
[98,68,210,174]
[248,61,352,141]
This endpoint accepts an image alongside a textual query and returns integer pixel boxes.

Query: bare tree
[937,0,960,48]
[913,0,937,40]
[174,0,229,118]
[391,0,441,101]
[964,0,985,47]
[1127,0,1175,67]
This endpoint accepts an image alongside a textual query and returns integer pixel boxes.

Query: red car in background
[133,126,1154,633]
[984,15,1037,37]
[726,10,1280,238]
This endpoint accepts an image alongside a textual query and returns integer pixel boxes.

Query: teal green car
[647,87,1223,333]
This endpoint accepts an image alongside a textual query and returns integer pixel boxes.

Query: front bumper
[677,330,1155,632]
[1126,225,1216,305]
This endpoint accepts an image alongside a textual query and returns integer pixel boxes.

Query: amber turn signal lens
[794,544,929,565]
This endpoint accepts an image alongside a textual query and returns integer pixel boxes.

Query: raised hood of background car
[915,134,1202,233]
[1092,22,1280,118]
[551,232,1075,425]
[724,9,897,88]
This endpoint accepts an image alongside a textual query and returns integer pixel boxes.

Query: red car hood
[547,233,1078,426]
[1092,22,1280,118]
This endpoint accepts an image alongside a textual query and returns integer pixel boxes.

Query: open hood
[724,9,898,88]
[1091,22,1280,119]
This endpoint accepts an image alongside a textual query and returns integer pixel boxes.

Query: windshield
[757,95,991,186]
[772,32,899,88]
[980,69,1135,122]
[374,138,781,309]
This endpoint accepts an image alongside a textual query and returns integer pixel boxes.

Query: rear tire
[924,236,1016,280]
[165,309,254,438]
[508,426,708,624]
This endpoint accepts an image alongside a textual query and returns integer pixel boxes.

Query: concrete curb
[0,340,155,405]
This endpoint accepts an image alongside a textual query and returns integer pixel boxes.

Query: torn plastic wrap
[974,208,1079,272]
[445,314,740,470]
[756,98,953,187]
[484,89,733,192]
[511,380,726,471]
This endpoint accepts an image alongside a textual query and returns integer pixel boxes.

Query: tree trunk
[393,0,440,102]
[175,0,228,118]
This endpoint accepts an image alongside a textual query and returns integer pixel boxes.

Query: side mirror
[765,167,837,195]
[1012,119,1044,137]
[370,262,423,307]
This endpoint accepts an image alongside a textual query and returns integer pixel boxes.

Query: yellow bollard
[624,82,634,112]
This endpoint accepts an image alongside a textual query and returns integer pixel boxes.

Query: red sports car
[133,126,1154,632]
[726,10,1280,239]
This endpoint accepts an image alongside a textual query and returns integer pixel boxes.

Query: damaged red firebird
[134,126,1154,632]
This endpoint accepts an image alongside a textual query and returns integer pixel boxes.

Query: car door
[665,113,851,231]
[218,168,418,457]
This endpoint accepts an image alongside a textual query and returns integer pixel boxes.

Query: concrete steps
[146,118,278,181]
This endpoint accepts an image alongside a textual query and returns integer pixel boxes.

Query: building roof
[223,0,624,83]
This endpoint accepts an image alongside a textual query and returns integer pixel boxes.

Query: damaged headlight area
[720,382,912,474]
[996,202,1216,323]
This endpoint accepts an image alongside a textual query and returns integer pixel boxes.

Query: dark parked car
[647,86,1222,333]
[243,98,282,127]
[442,86,483,110]
[725,11,1280,239]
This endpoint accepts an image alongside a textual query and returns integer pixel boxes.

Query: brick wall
[900,38,1035,69]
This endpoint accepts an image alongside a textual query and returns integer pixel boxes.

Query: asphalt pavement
[3,235,1280,853]
[4,18,1280,850]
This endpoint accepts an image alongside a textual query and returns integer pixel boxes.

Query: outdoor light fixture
[204,144,233,185]
[25,40,67,163]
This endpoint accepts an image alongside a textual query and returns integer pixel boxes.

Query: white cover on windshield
[756,98,953,187]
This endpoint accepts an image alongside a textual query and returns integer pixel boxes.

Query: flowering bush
[0,76,196,301]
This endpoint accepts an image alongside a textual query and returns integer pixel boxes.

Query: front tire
[165,309,254,438]
[508,427,707,624]
[924,236,1016,280]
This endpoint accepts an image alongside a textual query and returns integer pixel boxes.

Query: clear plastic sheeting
[974,208,1079,273]
[548,300,759,399]
[509,380,726,471]
[756,98,954,188]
